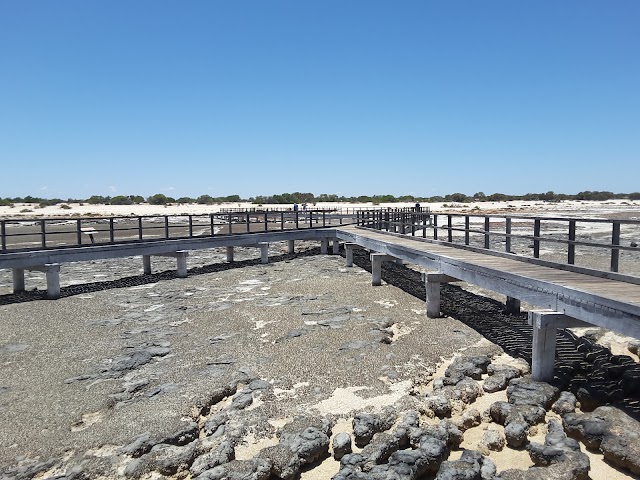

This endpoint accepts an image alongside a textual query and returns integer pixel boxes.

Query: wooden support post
[371,253,386,286]
[332,239,339,255]
[568,220,576,265]
[611,221,620,272]
[320,238,328,254]
[447,215,452,242]
[345,243,355,267]
[12,268,25,293]
[176,251,188,278]
[40,219,46,248]
[484,216,490,249]
[528,311,591,382]
[259,243,269,264]
[505,296,521,314]
[45,263,61,299]
[76,219,82,245]
[533,219,541,258]
[465,216,470,246]
[143,255,152,275]
[288,239,295,254]
[164,215,169,239]
[530,312,556,382]
[505,217,511,253]
[226,246,234,262]
[433,215,438,240]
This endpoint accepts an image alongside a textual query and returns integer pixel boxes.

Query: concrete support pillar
[45,263,61,300]
[288,240,295,254]
[425,276,441,318]
[422,273,458,319]
[259,243,269,264]
[505,296,521,314]
[320,238,328,255]
[176,251,188,278]
[12,268,25,294]
[226,246,234,262]
[370,253,392,286]
[345,243,355,267]
[529,311,557,382]
[143,255,152,275]
[332,239,340,255]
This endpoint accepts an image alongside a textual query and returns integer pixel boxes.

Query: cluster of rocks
[6,356,640,480]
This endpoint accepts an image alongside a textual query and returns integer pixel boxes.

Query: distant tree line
[1,190,639,208]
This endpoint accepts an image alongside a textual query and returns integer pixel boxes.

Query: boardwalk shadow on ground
[350,248,640,421]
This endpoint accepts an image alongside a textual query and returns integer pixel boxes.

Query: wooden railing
[358,211,640,274]
[0,211,356,253]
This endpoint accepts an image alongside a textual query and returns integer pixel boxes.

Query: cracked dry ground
[1,243,640,479]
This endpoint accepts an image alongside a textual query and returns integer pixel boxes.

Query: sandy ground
[2,203,640,478]
[2,199,640,219]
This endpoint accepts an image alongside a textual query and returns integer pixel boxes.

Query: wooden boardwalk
[337,226,640,380]
[3,222,639,381]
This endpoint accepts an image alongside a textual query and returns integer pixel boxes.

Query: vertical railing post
[533,219,541,258]
[138,217,143,240]
[246,212,250,233]
[385,211,389,231]
[433,214,438,240]
[484,216,490,249]
[447,215,453,243]
[164,216,170,239]
[228,214,233,234]
[109,218,114,243]
[41,219,46,248]
[568,220,576,264]
[323,211,326,227]
[1,220,6,251]
[505,217,511,253]
[295,211,299,229]
[264,212,268,232]
[210,214,215,236]
[309,211,313,228]
[611,221,621,272]
[188,215,193,237]
[411,213,416,236]
[465,216,470,245]
[76,219,82,246]
[280,212,284,230]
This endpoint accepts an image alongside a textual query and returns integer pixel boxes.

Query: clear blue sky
[1,1,638,199]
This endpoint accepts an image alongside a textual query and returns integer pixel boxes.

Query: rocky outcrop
[501,419,589,480]
[563,406,640,475]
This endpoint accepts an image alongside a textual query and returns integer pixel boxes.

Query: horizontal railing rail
[357,211,640,274]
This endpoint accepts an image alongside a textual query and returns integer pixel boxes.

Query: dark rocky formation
[552,391,577,415]
[563,406,640,475]
[501,419,589,480]
[352,409,396,447]
[435,449,498,480]
[484,364,522,393]
[332,432,352,460]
